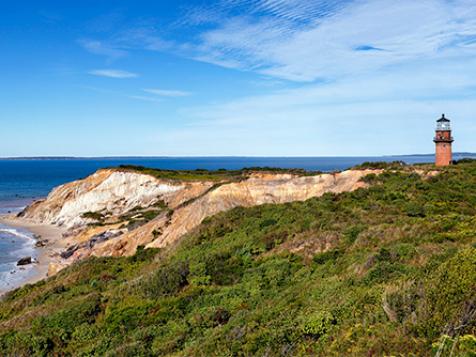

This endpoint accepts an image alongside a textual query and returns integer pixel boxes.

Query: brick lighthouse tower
[433,114,454,166]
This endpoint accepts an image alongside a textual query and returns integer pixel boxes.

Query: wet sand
[0,215,66,296]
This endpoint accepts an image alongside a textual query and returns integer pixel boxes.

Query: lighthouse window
[437,122,451,131]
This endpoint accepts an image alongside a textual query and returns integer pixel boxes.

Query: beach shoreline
[0,215,66,296]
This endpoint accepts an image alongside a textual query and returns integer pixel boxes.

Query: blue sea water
[0,154,475,291]
[0,223,39,291]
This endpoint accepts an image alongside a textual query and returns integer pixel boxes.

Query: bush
[406,202,426,217]
[360,173,379,184]
[81,211,105,221]
[354,161,405,170]
[142,261,190,297]
[204,253,245,285]
[28,294,102,351]
[343,225,365,245]
[261,231,288,251]
[104,301,154,334]
[301,311,337,339]
[424,248,476,338]
[313,249,342,265]
[128,246,158,263]
[364,261,409,284]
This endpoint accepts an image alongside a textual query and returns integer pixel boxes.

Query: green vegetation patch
[116,165,321,182]
[1,161,476,356]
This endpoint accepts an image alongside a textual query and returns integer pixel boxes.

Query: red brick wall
[435,142,452,166]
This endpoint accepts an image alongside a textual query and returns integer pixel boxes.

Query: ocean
[0,222,39,292]
[0,154,475,292]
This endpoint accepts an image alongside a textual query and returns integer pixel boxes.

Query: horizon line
[1,153,476,160]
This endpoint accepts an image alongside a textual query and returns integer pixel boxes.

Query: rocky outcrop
[16,257,32,266]
[20,168,381,273]
[20,169,213,229]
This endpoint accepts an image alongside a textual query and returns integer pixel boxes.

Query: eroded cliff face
[21,170,214,228]
[20,168,380,275]
[147,171,375,249]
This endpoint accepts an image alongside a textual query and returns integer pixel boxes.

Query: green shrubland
[1,161,476,356]
[117,165,321,182]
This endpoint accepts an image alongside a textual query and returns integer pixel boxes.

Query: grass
[0,161,475,356]
[116,165,322,182]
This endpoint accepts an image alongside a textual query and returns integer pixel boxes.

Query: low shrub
[142,261,190,298]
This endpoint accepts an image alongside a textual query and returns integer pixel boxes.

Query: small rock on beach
[17,257,32,266]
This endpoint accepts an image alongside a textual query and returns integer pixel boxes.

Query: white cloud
[88,69,138,78]
[186,0,476,81]
[143,88,192,97]
[78,39,127,59]
[78,0,476,83]
[128,95,163,103]
[152,55,476,155]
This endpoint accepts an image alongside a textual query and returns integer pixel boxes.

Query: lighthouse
[433,114,454,167]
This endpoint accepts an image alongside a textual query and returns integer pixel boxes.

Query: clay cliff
[20,168,380,275]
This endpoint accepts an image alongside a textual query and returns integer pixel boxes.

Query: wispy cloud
[240,0,352,23]
[153,55,476,155]
[128,95,163,103]
[81,86,161,103]
[185,0,476,81]
[143,88,191,97]
[88,69,138,78]
[83,0,476,83]
[78,39,127,59]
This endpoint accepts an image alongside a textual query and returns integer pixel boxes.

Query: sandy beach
[0,215,66,296]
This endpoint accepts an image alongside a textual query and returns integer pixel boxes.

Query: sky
[1,0,476,157]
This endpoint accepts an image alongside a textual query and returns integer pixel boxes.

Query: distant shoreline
[0,153,474,161]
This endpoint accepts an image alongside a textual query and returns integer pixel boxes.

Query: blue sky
[1,0,476,157]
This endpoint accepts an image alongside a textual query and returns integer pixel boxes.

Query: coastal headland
[1,165,387,288]
[0,160,474,355]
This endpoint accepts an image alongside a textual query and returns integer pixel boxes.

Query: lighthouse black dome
[437,114,450,122]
